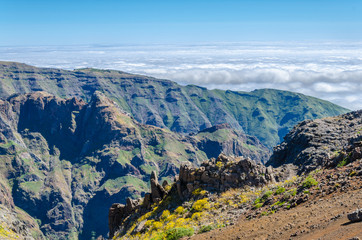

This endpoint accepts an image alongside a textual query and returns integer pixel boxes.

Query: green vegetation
[301,176,318,189]
[19,181,43,194]
[337,156,350,167]
[254,203,263,209]
[198,224,214,233]
[163,227,194,240]
[274,186,286,195]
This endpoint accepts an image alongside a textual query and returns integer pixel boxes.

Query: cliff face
[267,110,362,173]
[0,92,270,239]
[0,61,349,148]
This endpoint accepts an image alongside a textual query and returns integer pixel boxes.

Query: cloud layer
[1,42,362,110]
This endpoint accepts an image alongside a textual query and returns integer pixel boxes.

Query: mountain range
[0,61,350,239]
[0,61,348,148]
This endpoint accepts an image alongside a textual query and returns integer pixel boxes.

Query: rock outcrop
[267,110,362,173]
[348,208,362,223]
[108,154,295,238]
[108,171,168,238]
[176,154,277,198]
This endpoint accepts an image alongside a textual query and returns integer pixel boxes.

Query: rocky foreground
[110,110,362,240]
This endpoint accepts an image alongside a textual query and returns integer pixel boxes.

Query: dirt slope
[190,188,362,240]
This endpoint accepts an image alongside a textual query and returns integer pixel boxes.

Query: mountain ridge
[0,61,349,148]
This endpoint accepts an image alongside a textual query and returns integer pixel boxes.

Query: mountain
[0,61,349,148]
[110,111,362,240]
[0,91,269,239]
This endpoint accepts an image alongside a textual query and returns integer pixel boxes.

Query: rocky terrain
[110,110,362,240]
[268,110,362,172]
[0,61,348,148]
[0,91,270,239]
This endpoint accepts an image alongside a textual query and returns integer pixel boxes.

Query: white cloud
[1,42,362,110]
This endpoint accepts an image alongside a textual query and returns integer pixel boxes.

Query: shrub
[271,201,285,207]
[192,188,202,196]
[164,227,194,240]
[192,198,210,212]
[301,176,318,189]
[198,224,213,233]
[254,203,263,209]
[337,153,350,167]
[274,186,286,195]
[175,218,188,226]
[215,161,224,169]
[191,212,203,220]
[289,188,297,196]
[254,197,261,204]
[161,210,171,220]
[175,206,185,215]
[261,190,273,200]
[152,221,163,231]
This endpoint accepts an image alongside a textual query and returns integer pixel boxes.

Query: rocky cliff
[0,61,349,148]
[0,92,269,239]
[267,110,362,173]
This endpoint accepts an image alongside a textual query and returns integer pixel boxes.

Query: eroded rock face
[176,154,279,199]
[267,110,362,173]
[108,171,167,238]
[0,203,45,240]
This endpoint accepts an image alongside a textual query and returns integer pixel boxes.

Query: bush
[164,227,194,240]
[191,212,203,220]
[301,176,318,189]
[192,198,210,212]
[261,190,273,200]
[199,224,213,233]
[254,203,263,209]
[161,210,171,220]
[274,186,286,195]
[152,221,163,230]
[175,206,185,215]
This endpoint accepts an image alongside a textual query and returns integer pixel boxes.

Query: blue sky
[1,0,361,45]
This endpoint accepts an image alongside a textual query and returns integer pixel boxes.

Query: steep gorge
[0,92,269,239]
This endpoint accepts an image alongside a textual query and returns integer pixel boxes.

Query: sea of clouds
[1,42,362,110]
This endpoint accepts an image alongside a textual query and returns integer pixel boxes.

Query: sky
[1,0,362,44]
[1,0,362,110]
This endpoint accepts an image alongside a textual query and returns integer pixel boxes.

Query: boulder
[348,208,362,222]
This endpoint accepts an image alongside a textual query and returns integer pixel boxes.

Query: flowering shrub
[192,198,210,212]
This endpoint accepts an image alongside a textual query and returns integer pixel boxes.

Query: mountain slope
[0,92,269,239]
[110,110,362,240]
[0,61,349,148]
